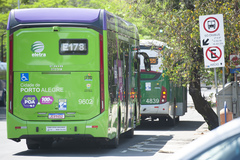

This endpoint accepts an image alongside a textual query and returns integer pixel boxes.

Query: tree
[127,0,240,130]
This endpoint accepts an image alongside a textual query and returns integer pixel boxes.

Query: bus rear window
[59,39,88,55]
[140,72,161,80]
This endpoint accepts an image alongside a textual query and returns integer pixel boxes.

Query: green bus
[7,8,150,149]
[139,40,187,125]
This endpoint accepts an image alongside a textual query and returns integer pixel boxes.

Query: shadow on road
[14,135,168,158]
[137,119,204,132]
[13,120,203,158]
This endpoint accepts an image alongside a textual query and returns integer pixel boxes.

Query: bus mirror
[138,52,151,72]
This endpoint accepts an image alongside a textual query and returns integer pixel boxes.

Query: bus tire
[125,104,136,138]
[26,139,40,150]
[159,117,167,124]
[176,116,179,122]
[40,138,53,149]
[108,116,120,148]
[169,98,176,126]
[27,143,39,150]
[124,128,134,138]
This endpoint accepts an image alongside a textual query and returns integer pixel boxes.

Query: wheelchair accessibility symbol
[21,73,29,82]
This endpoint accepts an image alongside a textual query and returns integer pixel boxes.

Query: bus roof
[140,39,166,47]
[7,8,138,39]
[13,8,100,24]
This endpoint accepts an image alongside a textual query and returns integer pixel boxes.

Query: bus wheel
[159,117,167,124]
[108,117,120,148]
[40,138,53,149]
[26,139,40,149]
[176,116,180,122]
[124,128,134,138]
[169,98,176,126]
[169,117,176,126]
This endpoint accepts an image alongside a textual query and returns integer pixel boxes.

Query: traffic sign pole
[199,14,225,120]
[222,67,225,109]
[214,68,218,94]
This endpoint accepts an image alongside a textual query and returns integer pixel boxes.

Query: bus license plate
[48,113,65,119]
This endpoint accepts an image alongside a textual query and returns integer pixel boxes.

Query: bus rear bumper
[140,102,169,115]
[7,111,108,141]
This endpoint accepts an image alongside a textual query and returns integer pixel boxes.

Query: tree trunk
[189,82,219,130]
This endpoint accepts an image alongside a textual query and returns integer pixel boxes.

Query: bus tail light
[99,34,105,113]
[160,86,167,104]
[9,34,13,114]
[130,88,135,99]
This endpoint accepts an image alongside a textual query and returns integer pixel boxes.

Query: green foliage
[128,0,240,86]
[1,0,239,79]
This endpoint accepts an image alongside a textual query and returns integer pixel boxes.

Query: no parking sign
[203,46,225,68]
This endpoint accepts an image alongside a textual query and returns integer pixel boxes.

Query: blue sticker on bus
[21,73,29,82]
[21,95,38,108]
[59,99,67,110]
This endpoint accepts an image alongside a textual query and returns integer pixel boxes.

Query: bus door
[120,40,130,130]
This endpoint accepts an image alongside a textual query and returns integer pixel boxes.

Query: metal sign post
[199,14,225,125]
[222,67,225,108]
[214,68,218,94]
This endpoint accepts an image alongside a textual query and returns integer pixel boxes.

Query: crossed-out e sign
[199,14,225,47]
[203,46,225,68]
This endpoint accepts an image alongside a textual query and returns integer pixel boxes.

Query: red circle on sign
[206,46,222,62]
[232,56,239,65]
[203,17,219,33]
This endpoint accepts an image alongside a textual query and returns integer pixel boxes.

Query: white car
[170,117,240,160]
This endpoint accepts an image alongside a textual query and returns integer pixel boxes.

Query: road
[0,88,214,160]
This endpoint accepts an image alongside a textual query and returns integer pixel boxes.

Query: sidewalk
[153,107,210,160]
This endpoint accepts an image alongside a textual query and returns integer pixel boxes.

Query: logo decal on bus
[145,82,151,91]
[59,99,67,110]
[40,96,54,104]
[21,73,29,82]
[84,73,92,81]
[31,41,46,57]
[31,41,44,53]
[21,95,38,108]
[84,84,92,92]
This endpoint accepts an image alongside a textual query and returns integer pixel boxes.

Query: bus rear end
[139,41,171,122]
[7,8,107,148]
[140,71,170,120]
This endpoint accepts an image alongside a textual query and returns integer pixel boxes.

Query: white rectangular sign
[230,55,240,68]
[199,14,225,47]
[46,126,67,132]
[204,46,225,68]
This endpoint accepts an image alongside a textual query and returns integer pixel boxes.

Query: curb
[157,122,209,156]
